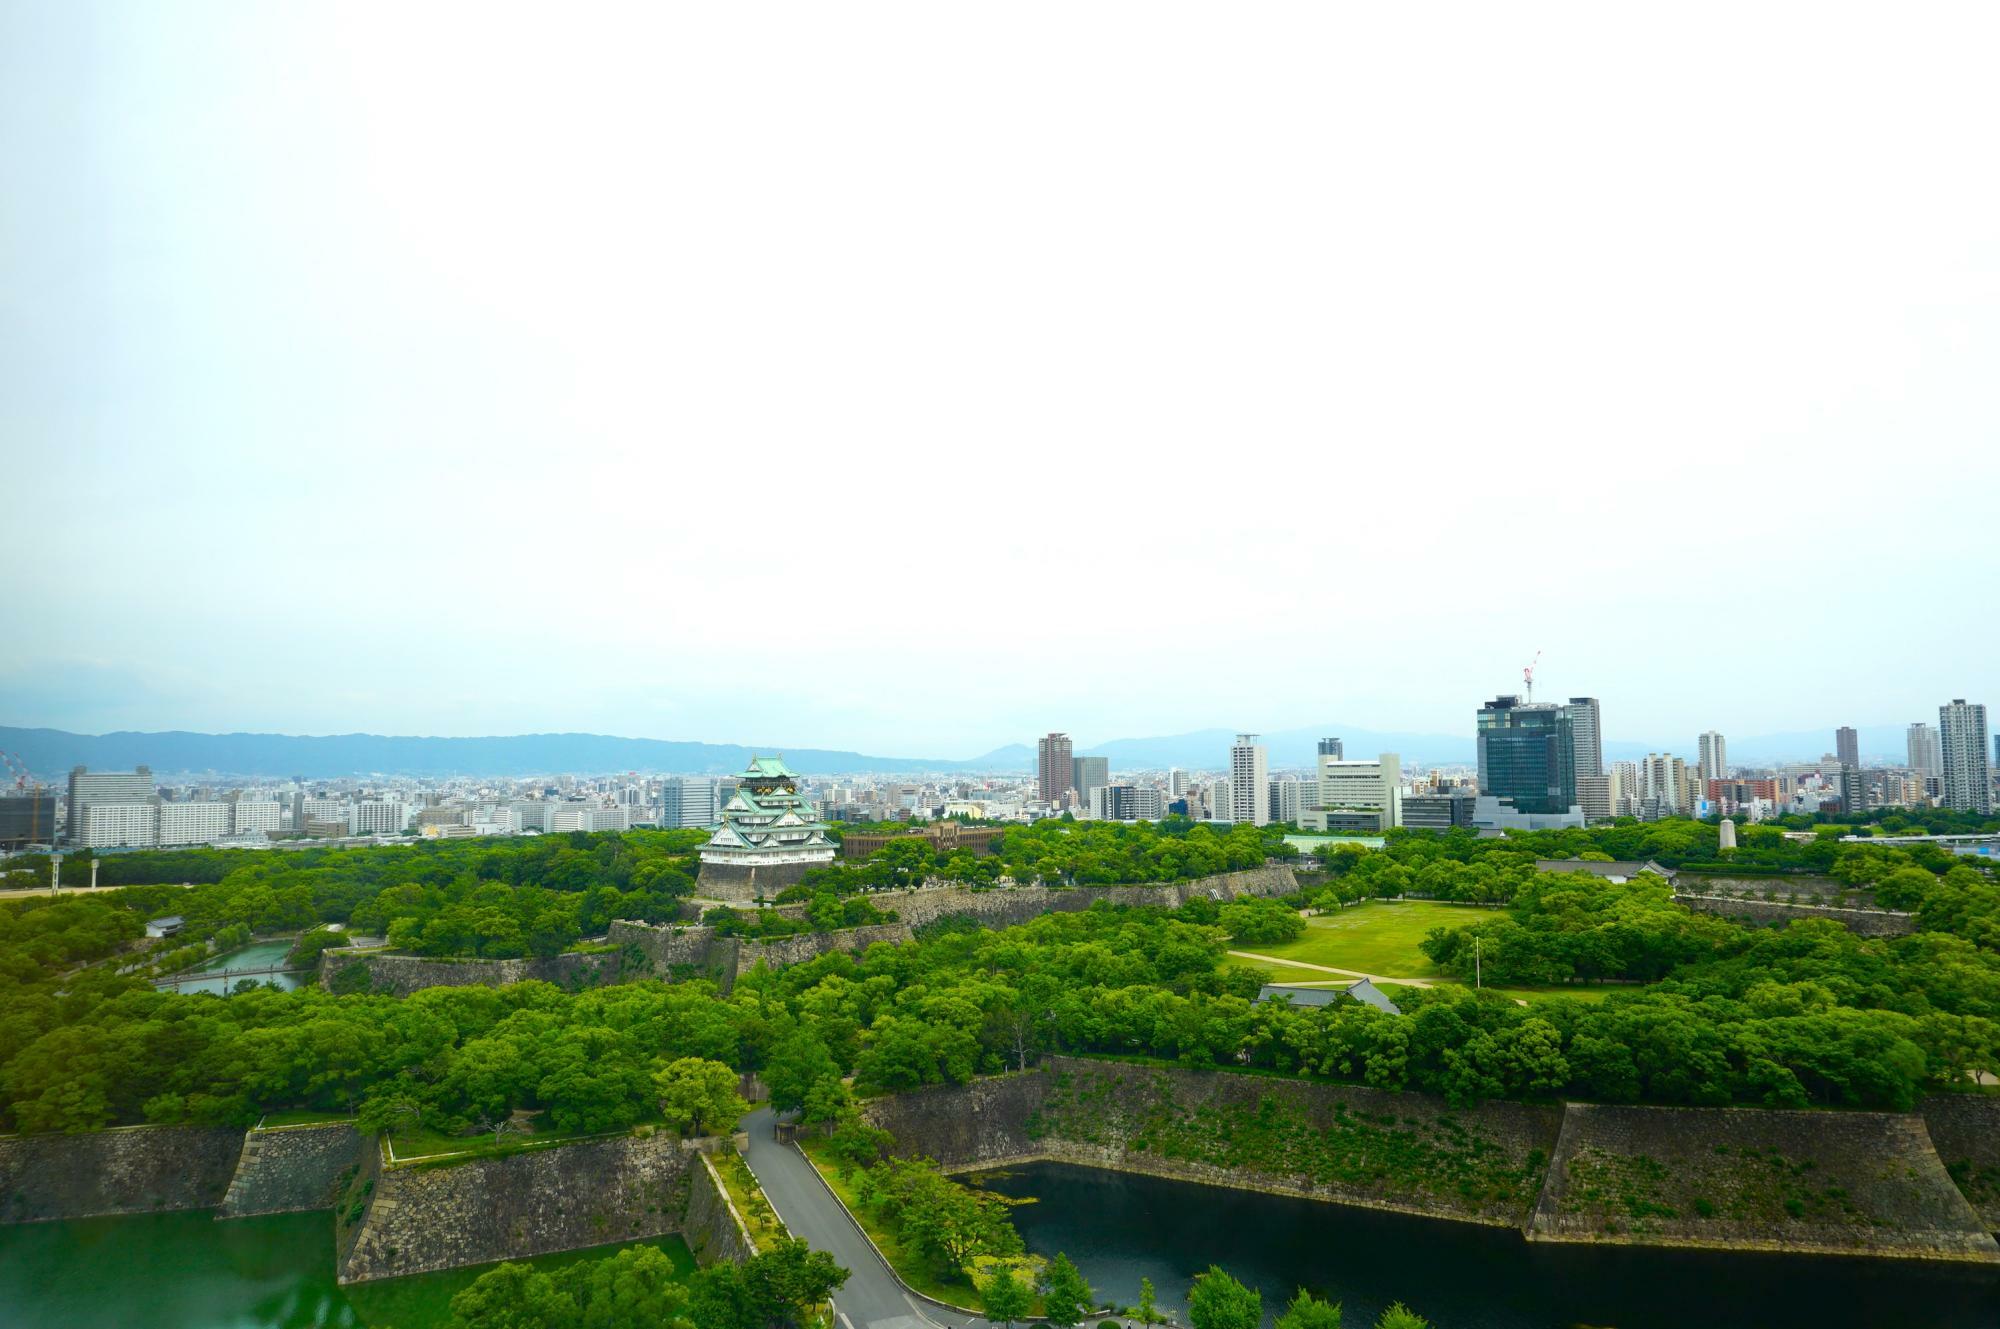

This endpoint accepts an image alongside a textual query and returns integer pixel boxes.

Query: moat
[975,1162,2000,1329]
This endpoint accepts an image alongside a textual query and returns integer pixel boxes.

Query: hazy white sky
[3,3,1996,756]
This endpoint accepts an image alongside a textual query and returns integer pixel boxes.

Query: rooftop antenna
[1523,649,1543,704]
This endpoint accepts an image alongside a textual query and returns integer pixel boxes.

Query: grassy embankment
[342,1235,695,1327]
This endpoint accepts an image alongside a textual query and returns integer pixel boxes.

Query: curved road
[738,1106,999,1329]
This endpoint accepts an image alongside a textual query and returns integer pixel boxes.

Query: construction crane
[0,750,50,845]
[1522,650,1543,704]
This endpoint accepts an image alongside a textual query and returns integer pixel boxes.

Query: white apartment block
[1230,735,1269,826]
[1940,699,1993,814]
[75,802,159,849]
[348,801,411,836]
[1698,731,1728,785]
[230,800,283,835]
[158,801,231,846]
[1208,778,1233,823]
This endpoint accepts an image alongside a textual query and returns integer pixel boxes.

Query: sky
[3,3,1997,758]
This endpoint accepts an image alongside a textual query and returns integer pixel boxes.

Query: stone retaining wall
[684,1153,757,1264]
[319,948,632,997]
[865,1057,1559,1228]
[733,924,911,975]
[867,865,1302,932]
[338,1133,700,1283]
[216,1122,362,1218]
[1529,1102,1997,1261]
[1920,1095,2000,1230]
[0,1126,243,1223]
[1674,894,1915,937]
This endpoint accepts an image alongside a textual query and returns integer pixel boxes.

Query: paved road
[739,1106,993,1329]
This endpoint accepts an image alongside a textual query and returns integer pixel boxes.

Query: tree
[980,1265,1033,1328]
[446,1261,575,1329]
[1277,1289,1343,1329]
[1189,1266,1262,1329]
[1040,1252,1094,1328]
[740,1238,849,1329]
[764,1026,842,1114]
[1375,1303,1430,1329]
[1135,1276,1164,1327]
[653,1057,748,1137]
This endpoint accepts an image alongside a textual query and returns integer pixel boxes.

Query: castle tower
[696,755,836,901]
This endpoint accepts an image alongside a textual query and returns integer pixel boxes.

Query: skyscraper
[1037,733,1074,805]
[1907,722,1943,776]
[1230,734,1269,826]
[1566,698,1604,780]
[1476,696,1577,815]
[1317,737,1344,760]
[1939,700,1992,814]
[1835,726,1860,769]
[1698,731,1728,785]
[1071,756,1109,808]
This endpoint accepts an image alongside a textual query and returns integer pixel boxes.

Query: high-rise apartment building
[229,800,283,835]
[1167,768,1188,798]
[1037,733,1074,805]
[158,801,231,846]
[660,777,720,829]
[65,766,155,845]
[1269,777,1314,825]
[1566,698,1603,780]
[1476,697,1577,815]
[1939,699,1992,814]
[1071,756,1109,808]
[1230,735,1269,826]
[1837,765,1869,817]
[1096,784,1164,822]
[1208,778,1232,823]
[75,802,158,848]
[1907,722,1943,777]
[1577,774,1612,822]
[1698,731,1728,785]
[1641,753,1692,819]
[348,801,411,836]
[1835,726,1860,770]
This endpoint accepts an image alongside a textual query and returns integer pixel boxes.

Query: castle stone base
[696,858,824,902]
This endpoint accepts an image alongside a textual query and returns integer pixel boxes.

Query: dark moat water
[0,1211,693,1329]
[973,1162,2000,1329]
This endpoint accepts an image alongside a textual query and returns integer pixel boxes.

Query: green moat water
[976,1162,2000,1329]
[0,1211,694,1329]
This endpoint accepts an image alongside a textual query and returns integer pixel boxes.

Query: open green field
[1227,902,1637,1004]
[1232,900,1485,979]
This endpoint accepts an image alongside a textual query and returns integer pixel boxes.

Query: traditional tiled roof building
[696,755,836,900]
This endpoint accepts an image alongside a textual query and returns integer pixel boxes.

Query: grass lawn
[258,1108,355,1128]
[342,1234,694,1327]
[798,1138,993,1313]
[386,1117,627,1164]
[1231,900,1490,979]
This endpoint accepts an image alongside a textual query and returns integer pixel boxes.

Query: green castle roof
[743,755,798,779]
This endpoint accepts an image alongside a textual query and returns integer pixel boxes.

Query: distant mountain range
[0,728,983,780]
[0,720,1926,781]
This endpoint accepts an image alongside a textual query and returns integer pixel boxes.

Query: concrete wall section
[217,1122,363,1218]
[0,1126,243,1224]
[337,1134,699,1283]
[1529,1102,1998,1261]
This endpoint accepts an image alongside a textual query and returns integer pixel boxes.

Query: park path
[738,1105,1001,1329]
[1227,949,1437,988]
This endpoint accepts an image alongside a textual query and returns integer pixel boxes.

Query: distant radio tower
[1522,650,1543,703]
